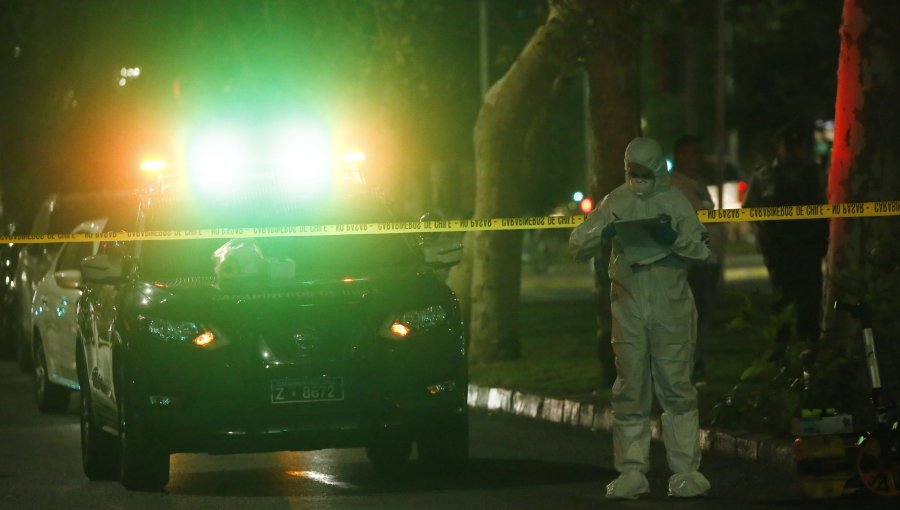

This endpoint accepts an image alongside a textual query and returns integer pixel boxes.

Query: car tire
[118,381,169,491]
[33,337,70,413]
[417,412,469,474]
[78,350,119,480]
[15,322,32,372]
[0,314,13,359]
[366,431,412,470]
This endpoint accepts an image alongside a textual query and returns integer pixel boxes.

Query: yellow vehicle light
[389,322,410,338]
[192,330,216,347]
[140,160,168,172]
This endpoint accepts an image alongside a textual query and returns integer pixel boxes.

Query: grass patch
[470,288,774,428]
[470,300,607,400]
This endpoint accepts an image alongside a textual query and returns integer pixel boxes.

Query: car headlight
[381,305,448,340]
[141,317,224,349]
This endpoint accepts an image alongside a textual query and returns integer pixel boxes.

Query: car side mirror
[53,269,82,290]
[423,236,463,269]
[417,212,462,268]
[81,254,125,284]
[24,244,44,257]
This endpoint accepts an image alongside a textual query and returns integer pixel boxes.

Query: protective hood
[624,137,670,197]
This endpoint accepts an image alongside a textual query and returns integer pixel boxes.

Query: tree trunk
[820,0,900,422]
[582,0,643,378]
[449,0,587,363]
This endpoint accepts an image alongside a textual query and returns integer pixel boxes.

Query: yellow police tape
[2,200,899,245]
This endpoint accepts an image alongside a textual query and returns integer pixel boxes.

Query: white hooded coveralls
[569,138,711,499]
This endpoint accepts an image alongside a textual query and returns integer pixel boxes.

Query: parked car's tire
[78,349,119,480]
[15,321,32,372]
[118,380,169,491]
[0,313,14,359]
[417,412,469,473]
[366,431,412,470]
[33,337,69,413]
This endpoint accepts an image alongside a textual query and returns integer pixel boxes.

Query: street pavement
[0,361,894,509]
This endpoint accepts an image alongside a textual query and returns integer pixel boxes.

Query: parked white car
[31,218,107,412]
[14,191,136,372]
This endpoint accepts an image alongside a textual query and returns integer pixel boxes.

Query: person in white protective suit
[569,137,712,499]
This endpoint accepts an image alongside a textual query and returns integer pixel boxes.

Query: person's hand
[601,222,617,240]
[644,214,677,245]
[575,235,605,261]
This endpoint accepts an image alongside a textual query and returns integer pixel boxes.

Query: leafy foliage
[710,297,809,436]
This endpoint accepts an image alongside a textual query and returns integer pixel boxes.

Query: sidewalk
[465,384,795,473]
[468,249,797,474]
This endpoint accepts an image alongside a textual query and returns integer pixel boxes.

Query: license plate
[270,376,344,404]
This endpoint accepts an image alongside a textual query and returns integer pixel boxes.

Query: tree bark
[582,0,643,377]
[449,0,588,363]
[820,0,900,421]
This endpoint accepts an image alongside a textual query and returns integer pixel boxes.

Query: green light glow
[188,128,247,194]
[271,125,332,195]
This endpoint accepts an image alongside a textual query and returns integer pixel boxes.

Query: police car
[75,126,467,491]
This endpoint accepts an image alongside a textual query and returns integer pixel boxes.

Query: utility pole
[479,0,489,98]
[582,69,593,192]
[714,0,728,209]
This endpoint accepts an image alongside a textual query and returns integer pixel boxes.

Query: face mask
[628,178,654,196]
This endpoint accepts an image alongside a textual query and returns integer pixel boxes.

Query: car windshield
[138,193,420,280]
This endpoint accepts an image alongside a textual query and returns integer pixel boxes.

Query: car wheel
[0,314,13,359]
[417,412,469,473]
[33,338,69,413]
[79,352,119,480]
[15,323,32,372]
[118,381,169,491]
[366,431,412,470]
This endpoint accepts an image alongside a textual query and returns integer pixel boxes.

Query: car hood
[132,267,453,313]
[127,267,459,366]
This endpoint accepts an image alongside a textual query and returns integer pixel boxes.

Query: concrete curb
[467,384,795,473]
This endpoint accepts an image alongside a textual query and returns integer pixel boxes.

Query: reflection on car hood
[135,267,446,308]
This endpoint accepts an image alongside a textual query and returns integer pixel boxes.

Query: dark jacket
[742,159,829,261]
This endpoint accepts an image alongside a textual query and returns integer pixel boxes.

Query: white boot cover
[605,470,650,500]
[661,409,710,497]
[668,471,711,498]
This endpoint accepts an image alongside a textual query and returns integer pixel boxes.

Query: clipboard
[613,216,673,265]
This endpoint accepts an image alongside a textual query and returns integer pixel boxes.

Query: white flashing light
[272,126,332,195]
[188,130,247,194]
[183,122,345,196]
[343,151,366,164]
[118,67,141,87]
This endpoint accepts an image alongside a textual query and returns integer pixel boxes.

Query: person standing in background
[742,122,829,354]
[669,135,724,383]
